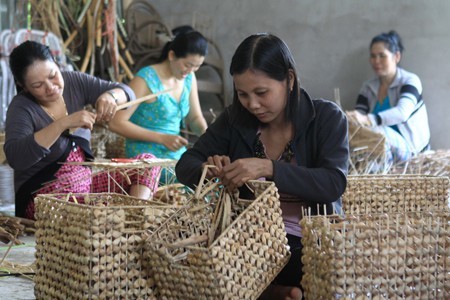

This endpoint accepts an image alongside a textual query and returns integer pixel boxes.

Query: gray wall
[143,0,450,150]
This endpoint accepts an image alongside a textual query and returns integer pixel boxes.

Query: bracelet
[106,90,119,104]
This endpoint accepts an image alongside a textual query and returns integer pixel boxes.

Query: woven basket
[300,211,449,299]
[34,193,182,299]
[348,122,387,174]
[343,174,450,215]
[146,180,290,299]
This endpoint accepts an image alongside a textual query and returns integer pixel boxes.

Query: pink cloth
[26,147,161,219]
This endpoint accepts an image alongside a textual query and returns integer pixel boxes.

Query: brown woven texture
[348,122,387,175]
[146,180,290,299]
[342,174,450,215]
[301,211,449,299]
[34,193,182,299]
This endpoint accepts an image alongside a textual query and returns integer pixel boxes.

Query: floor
[0,235,36,300]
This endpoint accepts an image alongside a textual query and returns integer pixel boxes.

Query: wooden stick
[118,55,134,81]
[116,89,172,110]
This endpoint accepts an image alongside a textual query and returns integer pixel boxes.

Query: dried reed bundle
[0,215,35,245]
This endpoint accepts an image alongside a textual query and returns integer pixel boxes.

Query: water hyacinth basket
[300,211,449,299]
[146,180,290,299]
[34,193,182,299]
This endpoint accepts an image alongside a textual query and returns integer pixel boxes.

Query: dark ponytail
[158,25,208,62]
[370,30,404,54]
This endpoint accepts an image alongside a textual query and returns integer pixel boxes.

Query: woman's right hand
[160,134,189,151]
[202,155,231,179]
[63,110,97,131]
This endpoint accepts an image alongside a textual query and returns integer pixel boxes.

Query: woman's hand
[202,155,231,179]
[219,158,272,191]
[95,91,118,122]
[346,110,372,127]
[160,134,189,151]
[64,110,97,131]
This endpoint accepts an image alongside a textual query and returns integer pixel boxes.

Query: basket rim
[34,192,185,209]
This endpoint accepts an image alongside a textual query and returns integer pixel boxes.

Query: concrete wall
[140,0,450,150]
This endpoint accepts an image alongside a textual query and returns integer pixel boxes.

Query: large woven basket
[342,174,450,214]
[34,193,182,299]
[300,211,449,299]
[146,180,290,299]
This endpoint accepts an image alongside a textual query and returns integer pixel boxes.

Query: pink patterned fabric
[26,147,161,219]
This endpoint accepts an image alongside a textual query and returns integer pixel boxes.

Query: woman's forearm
[109,120,163,144]
[189,115,208,136]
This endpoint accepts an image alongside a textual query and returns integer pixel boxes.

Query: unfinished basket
[146,180,290,299]
[34,193,182,299]
[300,211,449,299]
[348,122,387,174]
[343,174,450,215]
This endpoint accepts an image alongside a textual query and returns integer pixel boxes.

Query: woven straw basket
[34,193,182,299]
[146,180,290,299]
[300,211,449,299]
[342,174,450,215]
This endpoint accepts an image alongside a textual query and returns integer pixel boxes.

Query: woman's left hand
[219,158,272,191]
[95,91,118,122]
[346,110,372,127]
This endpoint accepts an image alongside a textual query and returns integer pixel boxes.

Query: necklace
[41,98,68,121]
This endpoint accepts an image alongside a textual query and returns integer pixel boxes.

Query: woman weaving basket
[175,33,349,300]
[346,30,431,163]
[4,41,160,219]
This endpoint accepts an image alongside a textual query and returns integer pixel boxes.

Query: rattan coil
[145,180,290,299]
[301,211,449,299]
